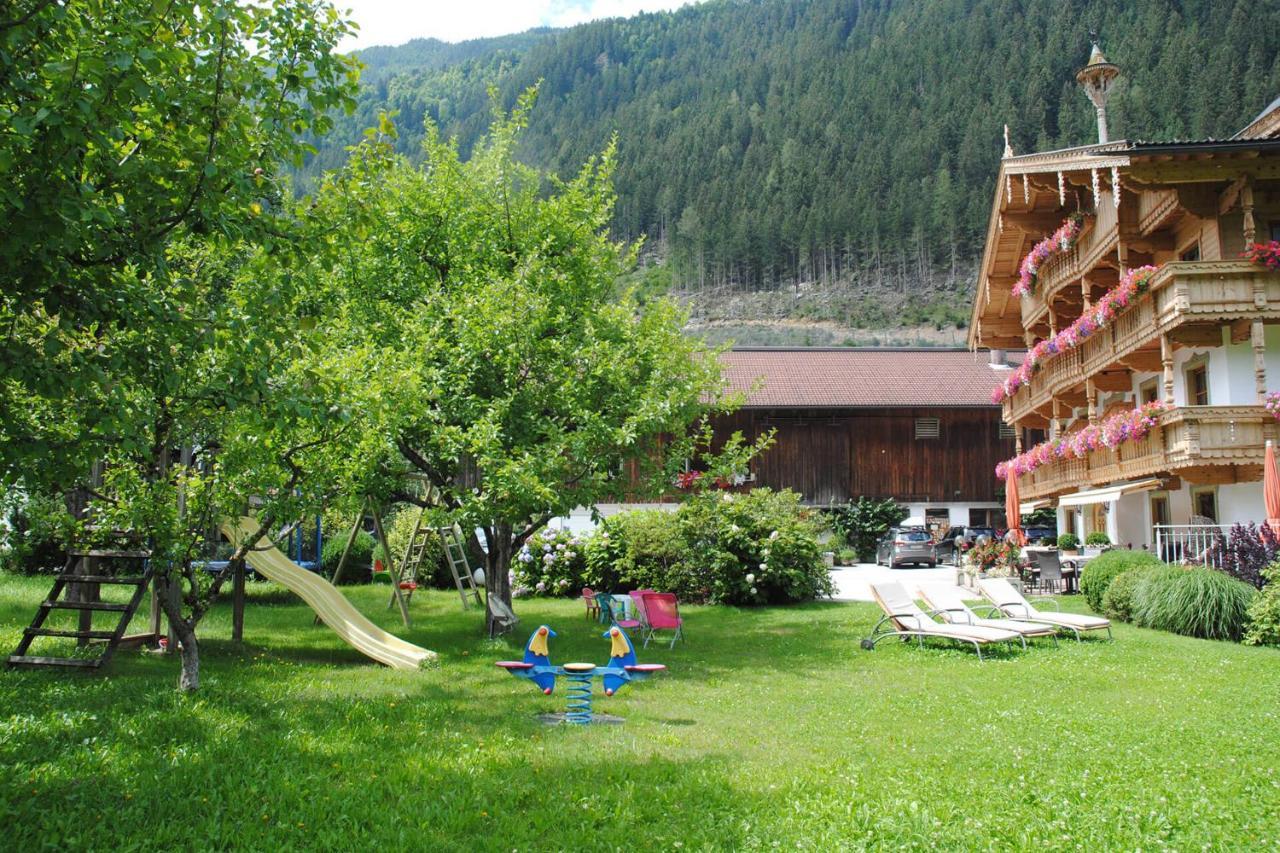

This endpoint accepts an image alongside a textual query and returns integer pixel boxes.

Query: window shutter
[998,422,1016,439]
[915,417,940,439]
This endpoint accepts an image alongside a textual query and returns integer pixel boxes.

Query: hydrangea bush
[513,528,588,597]
[585,488,832,605]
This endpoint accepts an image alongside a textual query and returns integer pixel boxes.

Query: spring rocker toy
[495,624,666,724]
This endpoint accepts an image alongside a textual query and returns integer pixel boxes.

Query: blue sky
[336,1,704,50]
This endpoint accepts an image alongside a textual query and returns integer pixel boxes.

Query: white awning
[1058,478,1163,508]
[1019,499,1053,515]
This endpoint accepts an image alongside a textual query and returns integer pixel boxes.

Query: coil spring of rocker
[564,673,594,725]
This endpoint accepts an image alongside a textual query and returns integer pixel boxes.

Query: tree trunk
[156,573,201,691]
[484,522,515,638]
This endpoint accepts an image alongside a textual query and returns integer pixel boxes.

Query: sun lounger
[919,585,1059,645]
[978,578,1112,640]
[862,581,1025,660]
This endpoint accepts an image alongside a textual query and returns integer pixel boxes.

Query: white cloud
[334,0,702,51]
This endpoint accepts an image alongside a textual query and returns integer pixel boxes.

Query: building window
[1185,360,1209,406]
[1179,242,1201,262]
[1191,487,1218,523]
[998,422,1015,439]
[915,417,940,439]
[1139,378,1159,404]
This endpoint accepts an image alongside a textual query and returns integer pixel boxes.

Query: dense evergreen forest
[299,0,1280,339]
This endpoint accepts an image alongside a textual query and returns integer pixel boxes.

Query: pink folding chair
[639,592,684,648]
[629,590,654,634]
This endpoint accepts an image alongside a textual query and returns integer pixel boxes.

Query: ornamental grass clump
[1079,550,1162,612]
[1131,565,1257,641]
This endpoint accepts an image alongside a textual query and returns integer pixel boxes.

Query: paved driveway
[829,563,968,602]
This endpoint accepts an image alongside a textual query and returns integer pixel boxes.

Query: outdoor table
[610,594,634,620]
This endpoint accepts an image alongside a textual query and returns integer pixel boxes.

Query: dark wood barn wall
[712,408,1014,506]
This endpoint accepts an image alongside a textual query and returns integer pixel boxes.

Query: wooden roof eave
[969,143,1135,351]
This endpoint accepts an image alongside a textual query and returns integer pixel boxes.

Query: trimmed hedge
[1101,567,1159,622]
[1132,565,1257,641]
[1079,550,1163,613]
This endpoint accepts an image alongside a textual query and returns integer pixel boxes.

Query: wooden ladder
[8,550,153,671]
[438,524,484,610]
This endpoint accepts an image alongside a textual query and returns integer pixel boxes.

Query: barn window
[914,417,940,439]
[998,422,1016,439]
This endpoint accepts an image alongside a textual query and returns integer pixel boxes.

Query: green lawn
[2,573,1279,851]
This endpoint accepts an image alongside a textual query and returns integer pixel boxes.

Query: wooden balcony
[1018,405,1276,501]
[1019,204,1117,329]
[1004,260,1280,425]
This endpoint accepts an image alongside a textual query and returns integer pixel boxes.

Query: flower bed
[1243,240,1280,271]
[1266,390,1280,420]
[1011,213,1085,298]
[994,264,1161,403]
[996,400,1166,481]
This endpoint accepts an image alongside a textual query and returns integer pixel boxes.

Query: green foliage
[1132,566,1258,641]
[320,530,375,586]
[299,96,758,632]
[1244,563,1280,646]
[0,489,72,575]
[297,0,1280,303]
[1079,550,1162,613]
[1057,533,1080,551]
[1085,532,1112,547]
[585,489,832,605]
[1101,567,1159,623]
[828,497,907,562]
[837,548,858,566]
[513,529,589,597]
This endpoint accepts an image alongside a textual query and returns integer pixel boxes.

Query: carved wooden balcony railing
[1018,405,1276,501]
[1019,205,1117,329]
[1004,261,1280,425]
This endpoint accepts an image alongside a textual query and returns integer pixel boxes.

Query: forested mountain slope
[301,0,1280,344]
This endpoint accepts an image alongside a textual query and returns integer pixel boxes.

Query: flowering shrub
[1243,240,1280,271]
[994,264,1161,403]
[1244,562,1280,646]
[585,488,832,605]
[1012,213,1085,298]
[964,538,1020,576]
[513,528,588,597]
[996,400,1165,480]
[1265,391,1280,420]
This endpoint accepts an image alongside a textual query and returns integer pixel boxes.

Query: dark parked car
[876,528,937,568]
[1024,525,1058,545]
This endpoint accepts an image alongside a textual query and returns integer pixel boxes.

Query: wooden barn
[710,347,1018,530]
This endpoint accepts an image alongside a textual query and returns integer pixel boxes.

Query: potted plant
[1057,532,1080,555]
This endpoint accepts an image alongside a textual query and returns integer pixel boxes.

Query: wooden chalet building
[969,45,1280,551]
[710,347,1017,531]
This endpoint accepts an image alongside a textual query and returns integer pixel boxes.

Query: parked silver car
[875,528,937,568]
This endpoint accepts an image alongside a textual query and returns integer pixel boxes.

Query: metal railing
[1153,524,1229,569]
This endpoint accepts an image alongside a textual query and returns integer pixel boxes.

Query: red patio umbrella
[1265,440,1280,538]
[1005,472,1026,546]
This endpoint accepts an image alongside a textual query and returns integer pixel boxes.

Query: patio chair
[596,592,643,633]
[629,589,654,636]
[978,578,1112,641]
[1033,551,1066,595]
[918,585,1058,645]
[639,592,684,648]
[582,587,600,621]
[862,582,1026,660]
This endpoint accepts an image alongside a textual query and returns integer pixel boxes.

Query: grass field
[2,572,1279,851]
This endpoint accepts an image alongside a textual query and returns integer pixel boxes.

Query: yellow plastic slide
[221,517,436,671]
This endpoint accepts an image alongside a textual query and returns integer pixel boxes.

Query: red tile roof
[719,348,1014,409]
